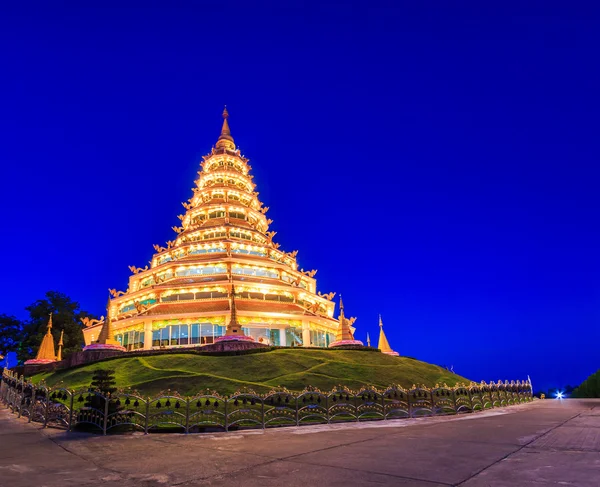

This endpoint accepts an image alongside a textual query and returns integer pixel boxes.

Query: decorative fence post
[224,397,228,432]
[102,394,109,436]
[185,398,190,434]
[295,395,299,426]
[43,388,50,428]
[144,398,149,435]
[68,392,74,432]
[261,397,265,430]
[431,389,436,415]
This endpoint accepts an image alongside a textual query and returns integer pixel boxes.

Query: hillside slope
[31,349,469,396]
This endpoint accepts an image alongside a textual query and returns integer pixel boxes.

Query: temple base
[382,351,400,356]
[83,343,127,352]
[214,334,255,343]
[329,339,364,348]
[24,358,56,365]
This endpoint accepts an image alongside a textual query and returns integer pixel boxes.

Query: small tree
[85,369,119,413]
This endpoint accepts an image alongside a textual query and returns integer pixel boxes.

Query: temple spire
[216,106,236,151]
[225,284,244,336]
[377,315,399,356]
[96,297,121,346]
[57,330,64,361]
[366,332,371,347]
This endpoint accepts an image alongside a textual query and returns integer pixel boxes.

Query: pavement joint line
[454,409,587,486]
[276,457,454,486]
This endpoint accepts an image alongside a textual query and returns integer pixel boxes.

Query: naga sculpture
[128,265,149,274]
[318,291,336,301]
[301,269,318,278]
[81,316,105,328]
[260,206,270,214]
[153,244,167,252]
[108,288,127,298]
[133,301,149,313]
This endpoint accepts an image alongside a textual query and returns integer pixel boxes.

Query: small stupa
[378,315,399,356]
[366,332,371,347]
[329,296,364,347]
[57,330,64,361]
[215,284,255,342]
[83,298,126,351]
[24,314,57,365]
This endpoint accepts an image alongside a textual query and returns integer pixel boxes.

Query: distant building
[83,109,345,351]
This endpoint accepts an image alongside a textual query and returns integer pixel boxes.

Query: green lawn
[30,349,469,396]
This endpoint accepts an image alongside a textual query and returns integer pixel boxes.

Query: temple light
[555,391,564,400]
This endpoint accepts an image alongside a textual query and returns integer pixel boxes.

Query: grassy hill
[30,349,469,396]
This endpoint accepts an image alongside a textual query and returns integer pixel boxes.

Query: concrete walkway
[0,399,598,486]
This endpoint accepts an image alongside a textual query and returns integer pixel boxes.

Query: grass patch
[30,349,469,396]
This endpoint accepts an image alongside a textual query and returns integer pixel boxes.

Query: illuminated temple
[83,109,351,351]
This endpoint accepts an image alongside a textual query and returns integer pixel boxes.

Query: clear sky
[0,2,598,391]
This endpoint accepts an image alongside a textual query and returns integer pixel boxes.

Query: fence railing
[0,368,533,435]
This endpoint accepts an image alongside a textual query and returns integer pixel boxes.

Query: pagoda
[329,296,363,348]
[24,314,57,365]
[83,109,342,351]
[377,315,399,356]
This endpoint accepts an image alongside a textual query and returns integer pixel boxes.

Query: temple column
[302,321,311,347]
[280,326,287,346]
[144,321,153,350]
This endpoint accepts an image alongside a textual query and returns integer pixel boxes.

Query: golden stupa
[377,315,399,356]
[24,314,57,364]
[329,296,363,347]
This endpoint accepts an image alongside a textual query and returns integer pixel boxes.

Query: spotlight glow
[555,391,564,399]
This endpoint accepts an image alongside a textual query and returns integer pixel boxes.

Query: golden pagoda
[57,330,64,361]
[329,296,363,347]
[82,109,342,351]
[24,314,57,364]
[377,315,399,356]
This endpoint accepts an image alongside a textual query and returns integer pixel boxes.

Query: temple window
[228,193,240,201]
[230,230,252,241]
[229,210,245,220]
[152,323,226,347]
[115,330,145,351]
[285,326,303,347]
[232,266,278,279]
[189,246,226,255]
[202,230,227,240]
[208,210,225,219]
[212,192,225,200]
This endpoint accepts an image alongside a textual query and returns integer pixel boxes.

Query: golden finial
[47,312,53,333]
[366,332,371,347]
[216,106,235,150]
[58,329,64,347]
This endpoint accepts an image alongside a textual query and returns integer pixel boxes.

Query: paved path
[1,399,599,486]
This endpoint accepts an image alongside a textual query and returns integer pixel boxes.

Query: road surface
[0,399,598,486]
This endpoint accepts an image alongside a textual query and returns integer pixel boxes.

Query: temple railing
[0,368,533,436]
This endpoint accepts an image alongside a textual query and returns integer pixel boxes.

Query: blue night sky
[0,3,598,392]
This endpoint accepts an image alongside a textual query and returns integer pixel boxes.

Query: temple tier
[82,109,346,351]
